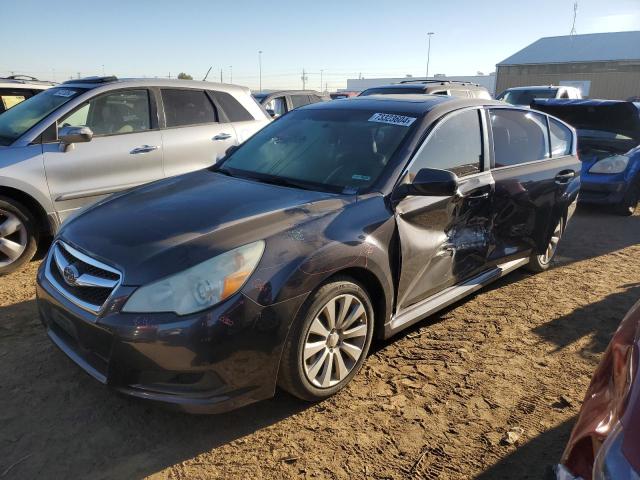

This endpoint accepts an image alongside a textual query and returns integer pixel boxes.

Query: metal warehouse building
[495,31,640,100]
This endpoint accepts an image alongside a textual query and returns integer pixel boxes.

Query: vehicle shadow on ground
[533,282,640,359]
[474,418,575,480]
[0,299,313,479]
[555,207,640,266]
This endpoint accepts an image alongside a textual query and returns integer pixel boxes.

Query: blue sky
[2,0,639,90]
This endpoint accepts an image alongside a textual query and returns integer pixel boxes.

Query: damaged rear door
[394,107,494,310]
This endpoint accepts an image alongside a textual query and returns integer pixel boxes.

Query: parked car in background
[330,91,359,100]
[0,75,55,114]
[253,90,328,118]
[556,299,640,480]
[496,85,582,107]
[533,99,640,215]
[0,76,269,274]
[37,94,580,413]
[359,80,492,99]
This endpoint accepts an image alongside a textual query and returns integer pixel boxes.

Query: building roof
[498,31,640,66]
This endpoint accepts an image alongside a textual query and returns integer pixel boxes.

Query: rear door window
[490,109,550,167]
[549,118,573,157]
[161,89,217,127]
[410,108,483,177]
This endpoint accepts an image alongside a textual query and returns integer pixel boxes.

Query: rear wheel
[525,217,564,273]
[614,183,639,216]
[278,277,374,402]
[0,197,38,275]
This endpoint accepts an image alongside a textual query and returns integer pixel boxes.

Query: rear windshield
[0,87,87,146]
[252,93,268,102]
[217,108,418,193]
[497,89,558,106]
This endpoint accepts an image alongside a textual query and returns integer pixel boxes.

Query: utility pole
[301,68,308,90]
[220,68,223,83]
[426,32,435,79]
[320,69,324,92]
[258,50,263,91]
[229,65,233,83]
[570,1,578,36]
[101,64,105,76]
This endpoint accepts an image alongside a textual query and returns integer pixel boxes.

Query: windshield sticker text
[53,89,77,98]
[368,113,417,127]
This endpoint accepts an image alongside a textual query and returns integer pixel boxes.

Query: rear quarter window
[549,118,573,157]
[211,90,255,122]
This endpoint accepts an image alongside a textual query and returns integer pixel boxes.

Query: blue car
[533,99,640,215]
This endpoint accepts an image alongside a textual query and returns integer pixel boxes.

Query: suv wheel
[615,183,639,216]
[278,277,374,401]
[526,217,564,273]
[0,197,38,275]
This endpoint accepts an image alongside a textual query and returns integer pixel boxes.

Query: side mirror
[225,145,239,156]
[396,168,459,198]
[266,108,278,118]
[59,125,93,149]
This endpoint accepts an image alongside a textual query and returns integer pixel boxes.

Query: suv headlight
[122,241,264,315]
[589,155,630,174]
[593,423,639,480]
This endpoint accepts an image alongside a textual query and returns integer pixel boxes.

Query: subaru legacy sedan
[37,95,580,413]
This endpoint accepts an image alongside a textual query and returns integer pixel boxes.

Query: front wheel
[0,197,38,276]
[278,277,374,402]
[525,217,564,273]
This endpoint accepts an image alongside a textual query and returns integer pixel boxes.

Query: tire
[0,196,39,275]
[525,216,564,273]
[614,183,639,216]
[278,276,374,402]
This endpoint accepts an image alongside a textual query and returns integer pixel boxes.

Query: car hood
[532,99,640,143]
[59,170,350,285]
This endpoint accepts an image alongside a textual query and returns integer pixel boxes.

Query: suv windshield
[0,87,87,146]
[497,89,558,106]
[217,108,417,192]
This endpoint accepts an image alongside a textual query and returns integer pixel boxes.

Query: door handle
[467,192,489,200]
[555,170,575,184]
[130,145,158,154]
[212,133,232,141]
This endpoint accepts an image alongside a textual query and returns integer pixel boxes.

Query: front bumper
[579,180,627,205]
[36,267,307,414]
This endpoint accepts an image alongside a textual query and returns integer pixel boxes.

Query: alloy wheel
[539,219,563,265]
[302,294,369,388]
[0,209,27,268]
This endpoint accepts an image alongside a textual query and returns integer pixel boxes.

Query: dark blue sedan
[533,99,640,215]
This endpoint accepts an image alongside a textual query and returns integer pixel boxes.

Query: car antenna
[202,66,213,81]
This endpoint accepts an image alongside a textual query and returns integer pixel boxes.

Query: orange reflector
[221,271,251,300]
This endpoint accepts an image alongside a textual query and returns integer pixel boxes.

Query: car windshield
[498,89,558,106]
[0,87,86,146]
[217,108,417,193]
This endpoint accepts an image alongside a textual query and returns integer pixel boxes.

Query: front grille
[45,241,122,314]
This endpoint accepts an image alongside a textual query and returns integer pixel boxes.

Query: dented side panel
[395,171,495,310]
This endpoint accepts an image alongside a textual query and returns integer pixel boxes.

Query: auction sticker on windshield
[53,89,78,98]
[368,113,417,127]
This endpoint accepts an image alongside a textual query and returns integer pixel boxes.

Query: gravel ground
[1,207,638,480]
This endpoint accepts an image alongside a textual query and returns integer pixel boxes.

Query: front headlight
[593,423,639,480]
[122,240,264,315]
[589,155,630,174]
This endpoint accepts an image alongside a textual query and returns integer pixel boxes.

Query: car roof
[304,94,502,115]
[58,77,251,94]
[504,85,572,91]
[363,83,486,92]
[253,90,323,96]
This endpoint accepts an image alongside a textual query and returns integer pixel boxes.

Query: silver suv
[0,76,270,273]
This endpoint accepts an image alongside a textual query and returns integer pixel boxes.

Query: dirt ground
[1,207,639,480]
